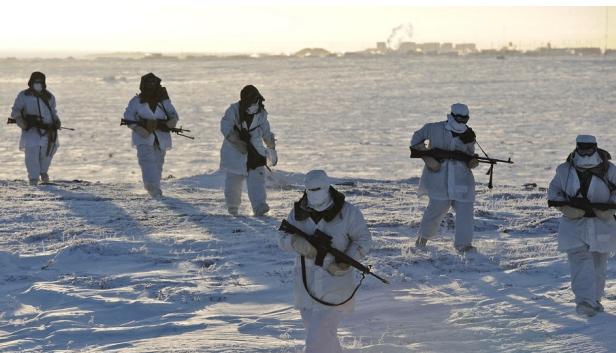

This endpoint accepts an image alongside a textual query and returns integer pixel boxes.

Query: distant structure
[398,42,417,54]
[419,42,440,55]
[351,39,606,58]
[455,43,478,54]
[573,47,603,56]
[439,43,457,55]
[294,48,333,58]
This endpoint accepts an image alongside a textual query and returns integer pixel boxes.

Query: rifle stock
[279,220,389,284]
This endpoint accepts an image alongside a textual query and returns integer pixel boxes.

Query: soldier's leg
[247,166,269,216]
[452,200,475,251]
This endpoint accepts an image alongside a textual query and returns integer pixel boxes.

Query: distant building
[573,47,602,56]
[455,43,478,54]
[376,42,387,53]
[398,42,417,54]
[440,43,455,53]
[533,46,573,56]
[419,42,440,55]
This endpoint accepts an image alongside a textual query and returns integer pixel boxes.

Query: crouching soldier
[10,71,61,185]
[219,85,277,216]
[410,103,479,252]
[123,73,179,198]
[278,170,371,353]
[548,135,616,317]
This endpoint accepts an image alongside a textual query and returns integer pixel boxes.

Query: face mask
[446,115,467,133]
[306,187,332,211]
[246,103,259,115]
[32,83,43,93]
[573,151,602,169]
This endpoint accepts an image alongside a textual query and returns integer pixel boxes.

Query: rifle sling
[300,256,365,307]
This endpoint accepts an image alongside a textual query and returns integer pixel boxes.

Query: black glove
[459,127,476,144]
[235,126,252,143]
[24,115,39,130]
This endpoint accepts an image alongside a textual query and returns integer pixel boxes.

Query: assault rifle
[547,199,616,217]
[410,146,513,189]
[279,219,389,284]
[120,119,194,140]
[7,117,75,131]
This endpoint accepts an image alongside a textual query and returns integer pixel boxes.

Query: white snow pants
[300,308,342,353]
[224,167,268,214]
[25,145,57,181]
[419,198,474,249]
[137,144,166,197]
[567,245,609,307]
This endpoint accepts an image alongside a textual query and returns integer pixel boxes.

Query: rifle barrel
[476,156,514,164]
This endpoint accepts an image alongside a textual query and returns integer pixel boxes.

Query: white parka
[411,121,476,202]
[10,90,60,150]
[548,154,616,253]
[219,102,275,176]
[278,190,372,313]
[123,96,179,151]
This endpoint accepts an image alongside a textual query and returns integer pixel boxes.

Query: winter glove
[166,117,178,129]
[52,117,61,130]
[15,116,27,130]
[594,208,615,221]
[267,148,278,167]
[413,142,441,172]
[459,128,476,144]
[559,206,585,219]
[145,119,158,133]
[291,235,317,259]
[423,157,441,172]
[134,126,151,138]
[326,261,351,276]
[467,157,479,169]
[264,133,276,149]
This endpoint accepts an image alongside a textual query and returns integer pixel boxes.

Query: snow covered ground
[1,56,616,352]
[1,172,615,352]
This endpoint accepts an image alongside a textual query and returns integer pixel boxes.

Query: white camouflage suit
[124,96,178,197]
[10,90,60,182]
[548,152,616,310]
[219,102,275,215]
[411,120,476,249]
[278,187,372,353]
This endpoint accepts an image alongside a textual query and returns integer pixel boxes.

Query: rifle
[7,117,75,131]
[120,119,194,140]
[410,146,514,189]
[547,199,616,217]
[279,219,389,284]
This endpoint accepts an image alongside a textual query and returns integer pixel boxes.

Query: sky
[0,1,614,55]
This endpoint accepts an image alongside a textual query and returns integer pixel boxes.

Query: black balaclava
[28,71,47,90]
[27,71,52,101]
[239,85,265,123]
[139,73,163,111]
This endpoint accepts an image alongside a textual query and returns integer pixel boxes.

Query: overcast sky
[0,1,613,55]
